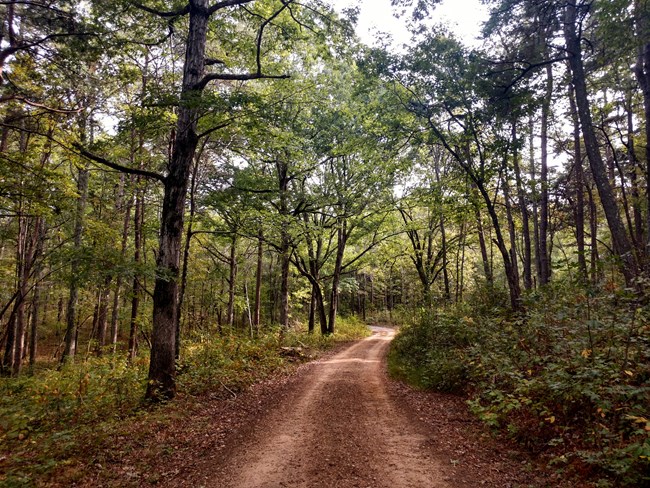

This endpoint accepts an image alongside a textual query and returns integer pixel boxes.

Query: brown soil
[68,327,561,487]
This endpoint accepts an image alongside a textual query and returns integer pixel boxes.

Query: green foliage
[0,354,148,485]
[177,333,286,395]
[389,281,650,486]
[388,306,478,392]
[0,323,368,485]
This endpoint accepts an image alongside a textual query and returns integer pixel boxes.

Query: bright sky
[329,0,489,48]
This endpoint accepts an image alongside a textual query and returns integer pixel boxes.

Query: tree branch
[194,71,289,91]
[73,144,166,183]
[130,1,190,17]
[208,0,255,15]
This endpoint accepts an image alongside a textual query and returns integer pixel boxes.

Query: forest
[0,0,649,486]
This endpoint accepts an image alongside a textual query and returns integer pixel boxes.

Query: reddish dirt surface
[70,327,561,487]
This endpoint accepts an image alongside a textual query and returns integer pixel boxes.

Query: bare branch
[73,144,167,183]
[130,1,190,18]
[0,94,81,114]
[194,72,289,90]
[208,0,255,15]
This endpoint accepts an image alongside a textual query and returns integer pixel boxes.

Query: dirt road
[213,327,453,488]
[83,326,550,487]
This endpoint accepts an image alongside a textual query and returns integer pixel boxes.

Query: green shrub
[388,307,479,392]
[389,281,650,486]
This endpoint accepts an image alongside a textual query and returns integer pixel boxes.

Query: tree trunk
[129,180,143,362]
[95,276,111,355]
[434,161,451,300]
[277,161,290,328]
[588,186,600,282]
[626,101,644,248]
[110,175,133,350]
[564,2,637,284]
[512,123,532,290]
[327,220,348,334]
[539,64,552,285]
[502,171,521,294]
[529,117,541,287]
[176,149,201,358]
[253,229,263,330]
[568,83,588,281]
[633,29,650,264]
[146,2,210,400]
[227,233,237,328]
[62,163,89,363]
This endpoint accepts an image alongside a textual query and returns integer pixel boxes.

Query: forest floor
[58,327,569,488]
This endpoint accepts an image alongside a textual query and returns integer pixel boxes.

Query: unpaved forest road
[214,326,444,488]
[210,327,470,488]
[72,326,554,487]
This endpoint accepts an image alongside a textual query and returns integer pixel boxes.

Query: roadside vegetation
[2,0,650,486]
[389,280,650,487]
[0,318,369,486]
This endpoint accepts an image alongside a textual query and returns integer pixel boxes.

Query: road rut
[215,327,449,488]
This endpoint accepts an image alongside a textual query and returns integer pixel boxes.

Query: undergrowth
[389,280,650,487]
[0,317,369,487]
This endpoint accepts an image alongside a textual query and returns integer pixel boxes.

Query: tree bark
[110,175,133,350]
[227,233,237,328]
[129,179,143,362]
[62,163,89,363]
[176,148,201,358]
[253,229,263,330]
[539,64,552,285]
[512,123,532,290]
[564,2,637,285]
[633,14,650,264]
[327,220,348,335]
[502,171,521,294]
[146,2,210,400]
[568,83,587,281]
[95,276,111,354]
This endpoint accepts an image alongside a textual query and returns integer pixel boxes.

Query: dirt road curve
[214,327,451,488]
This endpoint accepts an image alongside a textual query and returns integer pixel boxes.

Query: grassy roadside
[0,317,370,487]
[387,283,650,487]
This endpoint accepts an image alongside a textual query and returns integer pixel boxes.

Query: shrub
[389,281,650,486]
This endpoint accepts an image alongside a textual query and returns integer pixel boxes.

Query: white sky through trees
[328,0,489,48]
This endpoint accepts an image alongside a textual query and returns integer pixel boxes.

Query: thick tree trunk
[564,3,637,284]
[146,2,209,400]
[129,180,143,362]
[176,151,200,358]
